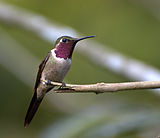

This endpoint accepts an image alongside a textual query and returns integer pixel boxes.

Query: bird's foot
[58,82,67,89]
[45,79,52,86]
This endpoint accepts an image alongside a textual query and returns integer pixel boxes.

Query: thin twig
[42,80,160,94]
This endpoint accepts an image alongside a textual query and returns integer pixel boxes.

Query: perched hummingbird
[24,35,95,127]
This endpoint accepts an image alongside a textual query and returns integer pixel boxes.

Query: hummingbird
[24,35,95,127]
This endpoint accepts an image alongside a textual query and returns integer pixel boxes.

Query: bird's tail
[24,92,44,128]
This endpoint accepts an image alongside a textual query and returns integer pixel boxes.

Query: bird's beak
[74,35,96,44]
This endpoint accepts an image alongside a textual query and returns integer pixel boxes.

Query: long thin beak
[74,35,96,44]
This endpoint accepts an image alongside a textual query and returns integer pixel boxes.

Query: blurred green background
[1,0,160,138]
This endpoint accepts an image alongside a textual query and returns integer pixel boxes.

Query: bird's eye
[61,38,67,43]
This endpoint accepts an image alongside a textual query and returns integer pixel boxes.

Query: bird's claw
[45,79,51,86]
[58,82,66,89]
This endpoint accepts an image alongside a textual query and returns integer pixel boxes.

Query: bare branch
[42,80,160,94]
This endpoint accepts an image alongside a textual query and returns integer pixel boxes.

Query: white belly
[42,49,71,82]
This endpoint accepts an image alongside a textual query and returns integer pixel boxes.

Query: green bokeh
[1,1,160,138]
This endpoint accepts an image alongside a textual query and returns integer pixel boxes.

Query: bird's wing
[34,51,51,91]
[24,51,51,127]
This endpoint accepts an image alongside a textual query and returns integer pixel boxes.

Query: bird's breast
[41,50,71,82]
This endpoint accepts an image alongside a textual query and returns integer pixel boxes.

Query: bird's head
[54,35,96,59]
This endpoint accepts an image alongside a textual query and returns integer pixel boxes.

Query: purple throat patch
[55,43,74,59]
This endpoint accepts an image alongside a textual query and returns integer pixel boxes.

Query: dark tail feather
[24,92,43,128]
